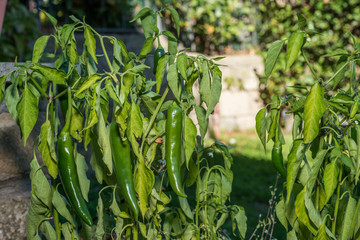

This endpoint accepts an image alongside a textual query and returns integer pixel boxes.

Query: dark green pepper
[271,140,287,177]
[165,106,187,198]
[153,47,165,74]
[57,88,93,226]
[109,121,140,219]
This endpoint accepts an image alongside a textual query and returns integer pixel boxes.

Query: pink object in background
[0,0,7,36]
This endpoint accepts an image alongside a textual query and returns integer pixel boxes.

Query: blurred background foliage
[2,0,360,103]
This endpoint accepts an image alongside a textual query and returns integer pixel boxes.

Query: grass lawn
[210,129,292,239]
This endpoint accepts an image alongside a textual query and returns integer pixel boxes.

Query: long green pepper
[109,121,140,219]
[165,106,187,198]
[57,88,93,226]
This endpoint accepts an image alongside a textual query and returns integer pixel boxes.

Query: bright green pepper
[153,47,165,74]
[271,140,287,177]
[165,106,187,198]
[57,88,93,226]
[109,121,139,219]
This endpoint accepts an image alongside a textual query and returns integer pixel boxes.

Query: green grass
[210,129,293,239]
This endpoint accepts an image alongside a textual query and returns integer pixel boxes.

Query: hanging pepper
[165,106,187,198]
[109,121,140,219]
[57,87,93,226]
[153,47,165,74]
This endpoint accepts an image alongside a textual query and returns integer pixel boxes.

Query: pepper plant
[257,14,360,239]
[0,3,246,240]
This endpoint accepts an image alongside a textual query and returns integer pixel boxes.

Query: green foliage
[257,12,360,240]
[1,4,247,239]
[155,0,257,54]
[257,0,360,104]
[0,0,40,61]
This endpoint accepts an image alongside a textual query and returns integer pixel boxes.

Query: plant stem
[93,29,114,73]
[325,59,351,86]
[195,151,201,239]
[52,181,61,240]
[140,87,169,156]
[332,164,343,234]
[302,50,319,80]
[52,87,68,101]
[29,75,48,98]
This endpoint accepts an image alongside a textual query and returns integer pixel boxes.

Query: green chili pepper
[109,121,139,219]
[153,47,165,74]
[165,106,187,198]
[57,88,93,226]
[271,140,287,177]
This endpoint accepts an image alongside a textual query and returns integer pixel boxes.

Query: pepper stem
[63,87,72,132]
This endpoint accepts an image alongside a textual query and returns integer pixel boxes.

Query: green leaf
[32,35,50,64]
[0,72,11,108]
[340,197,356,240]
[31,64,66,85]
[330,55,348,90]
[139,37,154,58]
[26,195,49,239]
[130,63,150,73]
[286,139,304,202]
[167,63,181,101]
[307,149,328,192]
[195,105,208,139]
[52,188,76,226]
[286,31,304,70]
[162,30,176,40]
[168,7,180,36]
[295,189,317,234]
[231,206,247,239]
[129,102,143,138]
[177,54,187,80]
[38,120,58,178]
[256,107,267,150]
[297,13,307,29]
[30,153,52,208]
[315,222,331,240]
[5,79,20,124]
[62,222,80,240]
[95,195,105,239]
[304,82,327,143]
[199,61,211,106]
[323,161,339,203]
[94,106,113,174]
[276,198,288,231]
[135,159,155,217]
[206,66,222,119]
[265,40,285,79]
[130,8,153,23]
[84,25,98,64]
[41,10,57,28]
[179,196,193,220]
[75,74,102,96]
[141,13,156,39]
[322,49,349,58]
[75,152,90,202]
[17,86,39,146]
[184,116,197,169]
[156,54,170,93]
[39,221,56,240]
[70,107,84,141]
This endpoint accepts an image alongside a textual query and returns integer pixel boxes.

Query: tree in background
[256,0,360,105]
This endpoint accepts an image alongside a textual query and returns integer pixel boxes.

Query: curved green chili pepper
[109,121,140,219]
[271,139,287,177]
[153,47,165,74]
[57,88,93,226]
[165,106,187,198]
